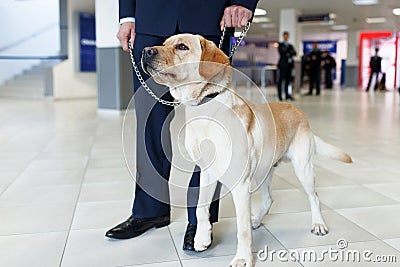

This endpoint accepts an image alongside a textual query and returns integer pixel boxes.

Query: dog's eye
[176,43,189,51]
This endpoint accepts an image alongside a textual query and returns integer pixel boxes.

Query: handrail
[0,55,67,60]
[0,23,60,54]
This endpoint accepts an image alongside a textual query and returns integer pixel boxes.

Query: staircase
[0,62,54,98]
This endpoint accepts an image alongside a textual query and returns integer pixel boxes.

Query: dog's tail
[314,135,352,163]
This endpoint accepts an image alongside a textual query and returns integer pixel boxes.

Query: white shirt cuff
[120,17,135,24]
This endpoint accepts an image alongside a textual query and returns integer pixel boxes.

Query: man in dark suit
[307,41,322,95]
[277,31,296,101]
[366,48,382,92]
[106,0,258,252]
[322,50,336,89]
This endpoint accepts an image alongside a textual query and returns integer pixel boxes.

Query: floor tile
[336,205,400,239]
[83,167,133,183]
[0,232,68,267]
[123,262,182,267]
[78,182,134,202]
[0,171,20,188]
[0,204,75,235]
[0,184,80,207]
[316,185,397,209]
[24,158,88,171]
[60,228,179,267]
[295,240,400,266]
[87,157,127,169]
[364,183,400,202]
[384,238,400,252]
[71,200,132,230]
[262,210,377,249]
[11,169,84,187]
[169,218,285,260]
[182,254,301,266]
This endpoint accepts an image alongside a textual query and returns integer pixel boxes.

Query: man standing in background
[366,48,382,92]
[307,41,322,96]
[322,50,336,89]
[277,31,296,101]
[106,0,258,252]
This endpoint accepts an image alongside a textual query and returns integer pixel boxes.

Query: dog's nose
[143,47,158,59]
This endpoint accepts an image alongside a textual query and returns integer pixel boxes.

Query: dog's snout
[143,47,158,58]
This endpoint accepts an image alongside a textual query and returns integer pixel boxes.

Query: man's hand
[117,22,135,51]
[220,5,252,30]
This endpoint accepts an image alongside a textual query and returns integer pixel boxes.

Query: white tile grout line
[260,224,305,267]
[58,132,96,267]
[167,226,184,267]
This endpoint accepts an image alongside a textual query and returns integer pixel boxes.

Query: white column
[95,0,133,110]
[279,9,302,59]
[279,9,302,93]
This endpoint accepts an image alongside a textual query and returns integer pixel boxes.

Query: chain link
[128,22,251,107]
[219,22,251,58]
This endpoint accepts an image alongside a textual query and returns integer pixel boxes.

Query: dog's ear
[198,36,230,80]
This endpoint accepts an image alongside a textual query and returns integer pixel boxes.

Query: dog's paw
[230,256,253,267]
[251,216,262,229]
[311,223,329,236]
[194,224,212,252]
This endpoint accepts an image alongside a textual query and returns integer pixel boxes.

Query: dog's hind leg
[194,171,217,252]
[251,168,274,229]
[230,179,253,267]
[291,134,328,236]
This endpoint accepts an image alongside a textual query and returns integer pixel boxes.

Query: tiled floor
[0,88,399,267]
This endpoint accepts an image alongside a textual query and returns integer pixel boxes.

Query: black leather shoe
[183,223,213,251]
[105,214,170,239]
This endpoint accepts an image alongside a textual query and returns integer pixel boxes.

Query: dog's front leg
[230,180,253,267]
[194,171,217,252]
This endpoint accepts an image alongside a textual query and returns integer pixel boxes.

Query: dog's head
[141,34,231,104]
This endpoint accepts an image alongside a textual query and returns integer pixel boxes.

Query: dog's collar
[196,92,220,105]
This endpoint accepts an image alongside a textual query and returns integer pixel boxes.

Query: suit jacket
[370,56,382,73]
[309,48,322,71]
[323,55,336,70]
[119,0,258,36]
[277,42,296,69]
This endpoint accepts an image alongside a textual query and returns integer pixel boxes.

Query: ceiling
[248,0,400,38]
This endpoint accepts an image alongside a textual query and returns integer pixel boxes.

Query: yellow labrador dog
[141,34,352,267]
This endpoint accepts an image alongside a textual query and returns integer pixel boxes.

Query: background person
[277,31,297,101]
[306,41,322,96]
[366,48,382,92]
[300,49,309,88]
[322,50,336,89]
[106,0,258,252]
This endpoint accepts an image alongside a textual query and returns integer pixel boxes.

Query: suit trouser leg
[277,70,284,100]
[131,33,174,218]
[366,72,374,91]
[316,70,321,95]
[284,68,292,98]
[374,72,380,90]
[309,72,315,94]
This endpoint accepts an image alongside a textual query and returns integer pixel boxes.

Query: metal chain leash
[128,42,180,106]
[220,21,251,57]
[129,22,251,107]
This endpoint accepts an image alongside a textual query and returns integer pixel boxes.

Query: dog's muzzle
[142,47,158,62]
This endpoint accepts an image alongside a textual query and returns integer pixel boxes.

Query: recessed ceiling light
[353,0,378,5]
[393,8,400,16]
[252,17,271,23]
[332,25,349,30]
[254,8,267,16]
[366,17,387,23]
